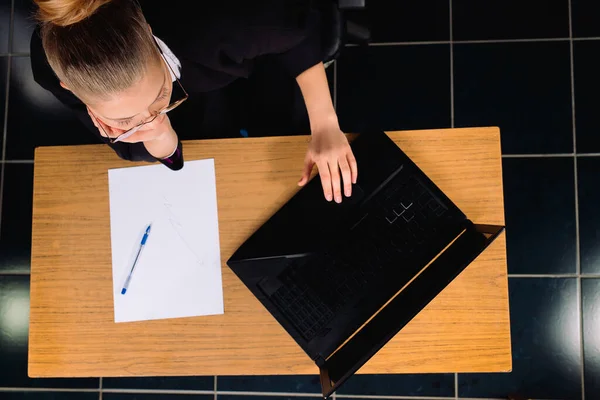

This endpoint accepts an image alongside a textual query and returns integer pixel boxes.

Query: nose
[143,113,166,130]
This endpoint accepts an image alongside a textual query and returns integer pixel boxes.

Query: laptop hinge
[318,222,505,398]
[315,355,326,367]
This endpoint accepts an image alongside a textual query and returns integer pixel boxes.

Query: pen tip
[121,288,127,295]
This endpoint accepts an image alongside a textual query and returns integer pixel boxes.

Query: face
[86,57,173,143]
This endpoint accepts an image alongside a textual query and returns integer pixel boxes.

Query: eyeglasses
[98,41,188,144]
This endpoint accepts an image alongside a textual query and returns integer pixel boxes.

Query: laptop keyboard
[269,172,453,341]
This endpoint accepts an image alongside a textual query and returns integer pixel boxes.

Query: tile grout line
[502,153,574,158]
[454,372,458,400]
[576,152,600,157]
[455,37,569,44]
[573,36,600,41]
[504,153,600,158]
[0,270,31,275]
[508,273,578,278]
[0,388,101,393]
[2,52,29,56]
[567,1,585,399]
[348,37,574,47]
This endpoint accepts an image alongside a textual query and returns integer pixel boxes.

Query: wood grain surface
[29,127,511,377]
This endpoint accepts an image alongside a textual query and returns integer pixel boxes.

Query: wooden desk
[29,127,511,378]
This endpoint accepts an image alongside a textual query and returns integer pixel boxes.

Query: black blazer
[30,0,324,162]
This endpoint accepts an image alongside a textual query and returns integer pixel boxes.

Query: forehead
[89,59,166,120]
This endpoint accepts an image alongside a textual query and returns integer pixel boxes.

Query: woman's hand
[87,107,179,159]
[298,127,358,203]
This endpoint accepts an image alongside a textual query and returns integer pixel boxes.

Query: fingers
[347,151,358,184]
[328,159,343,204]
[318,161,333,202]
[338,156,352,198]
[298,158,315,187]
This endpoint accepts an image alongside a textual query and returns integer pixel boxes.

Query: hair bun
[35,0,113,27]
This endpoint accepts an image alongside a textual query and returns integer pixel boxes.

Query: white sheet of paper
[108,159,223,323]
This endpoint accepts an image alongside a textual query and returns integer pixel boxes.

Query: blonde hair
[35,0,161,101]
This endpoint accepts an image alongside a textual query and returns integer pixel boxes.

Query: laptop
[227,130,504,398]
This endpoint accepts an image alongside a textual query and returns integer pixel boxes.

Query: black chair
[321,0,371,64]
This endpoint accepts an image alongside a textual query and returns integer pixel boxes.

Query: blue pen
[121,224,152,295]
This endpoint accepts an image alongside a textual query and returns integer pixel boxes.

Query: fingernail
[345,189,351,197]
[335,195,342,203]
[326,194,333,202]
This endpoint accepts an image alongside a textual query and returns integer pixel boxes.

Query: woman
[30,0,357,203]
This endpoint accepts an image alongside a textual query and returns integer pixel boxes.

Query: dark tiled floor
[0,0,9,54]
[0,55,6,148]
[571,0,600,38]
[1,1,600,400]
[573,40,600,153]
[336,45,451,133]
[0,163,34,273]
[336,373,455,397]
[582,278,600,399]
[452,0,569,40]
[577,157,600,274]
[104,395,212,400]
[216,397,315,400]
[454,41,573,154]
[218,375,321,393]
[1,393,98,400]
[503,158,576,274]
[344,0,450,43]
[103,376,213,391]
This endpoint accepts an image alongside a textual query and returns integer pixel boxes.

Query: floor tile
[0,56,7,148]
[0,0,9,54]
[105,395,211,400]
[454,42,573,154]
[0,276,100,389]
[0,163,34,273]
[336,45,451,134]
[12,0,36,54]
[582,278,600,399]
[503,158,577,274]
[6,56,95,160]
[574,40,600,153]
[218,375,320,393]
[458,278,581,399]
[572,0,600,37]
[336,373,454,397]
[217,397,314,400]
[578,157,600,274]
[103,376,213,391]
[343,0,449,43]
[452,0,569,40]
[0,392,98,400]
